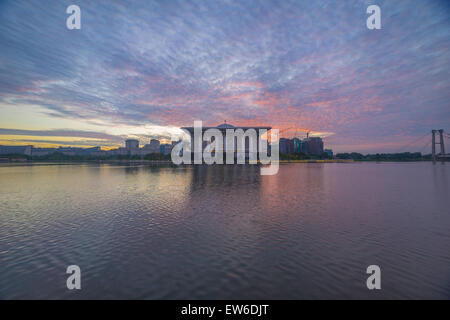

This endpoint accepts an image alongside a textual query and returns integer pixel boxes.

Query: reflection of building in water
[181,123,272,162]
[190,165,262,189]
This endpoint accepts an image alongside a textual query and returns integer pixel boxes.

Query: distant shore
[0,159,443,165]
[1,151,440,164]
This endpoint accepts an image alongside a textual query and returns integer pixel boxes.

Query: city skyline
[0,1,449,153]
[0,123,330,158]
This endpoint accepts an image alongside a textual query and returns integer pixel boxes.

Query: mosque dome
[217,123,235,129]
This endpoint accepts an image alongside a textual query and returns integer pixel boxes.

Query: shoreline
[0,159,443,166]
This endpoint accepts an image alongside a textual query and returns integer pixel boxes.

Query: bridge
[432,129,450,162]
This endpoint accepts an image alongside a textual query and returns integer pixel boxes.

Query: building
[302,137,324,155]
[281,138,305,154]
[31,148,55,157]
[87,148,108,157]
[277,136,327,156]
[160,144,173,155]
[125,139,139,150]
[0,145,32,156]
[115,147,129,156]
[125,139,140,155]
[181,123,272,162]
[279,138,294,154]
[141,139,161,155]
[293,138,302,153]
[324,149,333,157]
[28,146,106,157]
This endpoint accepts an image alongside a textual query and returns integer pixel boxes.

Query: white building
[125,139,140,155]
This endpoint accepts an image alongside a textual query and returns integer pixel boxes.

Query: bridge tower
[431,129,446,161]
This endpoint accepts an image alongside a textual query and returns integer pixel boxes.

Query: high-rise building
[143,139,160,154]
[302,137,323,155]
[125,139,139,150]
[279,138,296,154]
[279,138,288,154]
[293,138,302,153]
[125,139,139,155]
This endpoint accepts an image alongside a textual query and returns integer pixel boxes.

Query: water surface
[0,162,449,299]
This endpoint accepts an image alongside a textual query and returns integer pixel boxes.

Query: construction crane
[278,127,311,139]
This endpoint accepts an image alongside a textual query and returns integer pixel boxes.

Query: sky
[0,0,449,153]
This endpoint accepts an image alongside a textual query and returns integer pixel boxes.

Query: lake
[0,162,449,299]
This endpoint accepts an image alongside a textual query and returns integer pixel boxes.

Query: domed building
[181,122,272,162]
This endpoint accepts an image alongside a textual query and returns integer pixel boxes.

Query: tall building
[125,139,139,155]
[142,139,160,154]
[302,137,324,155]
[125,139,139,150]
[279,138,289,154]
[280,138,295,154]
[293,138,302,153]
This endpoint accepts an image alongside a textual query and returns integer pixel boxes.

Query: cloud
[0,0,449,152]
[0,127,181,147]
[0,128,122,140]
